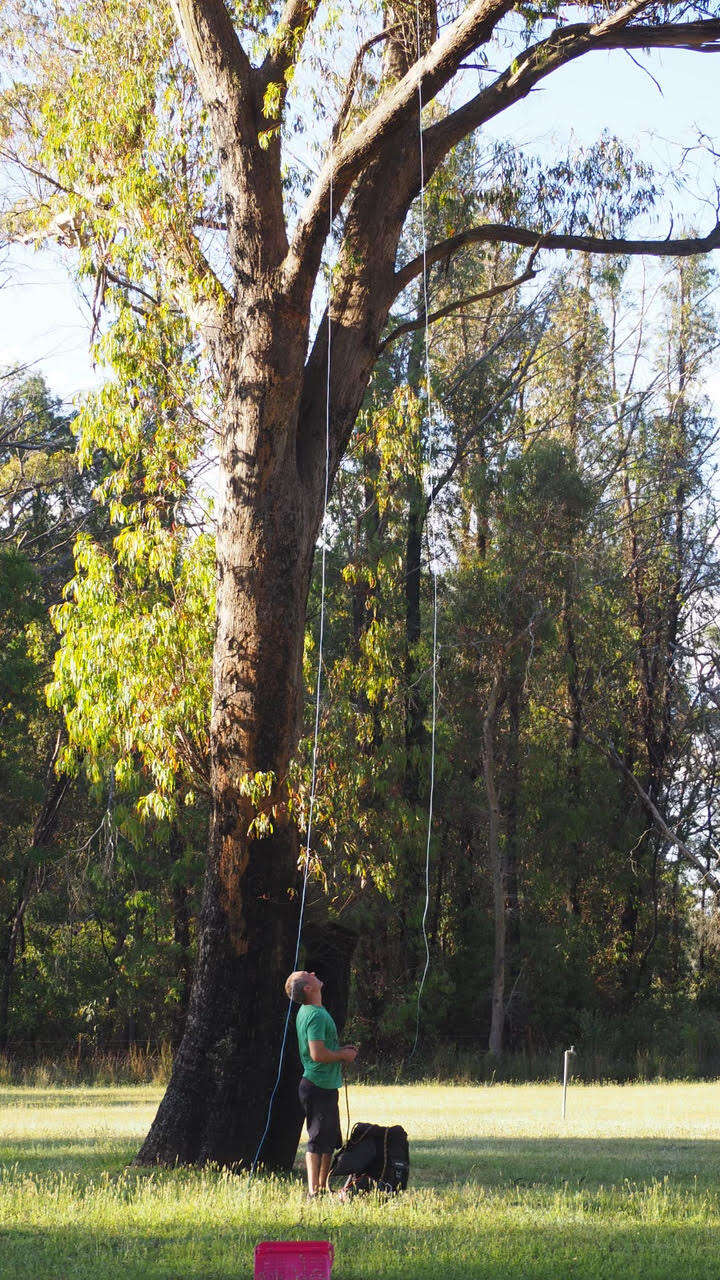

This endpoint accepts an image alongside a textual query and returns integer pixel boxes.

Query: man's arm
[308,1040,358,1064]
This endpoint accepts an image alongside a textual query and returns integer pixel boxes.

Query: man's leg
[306,1151,321,1195]
[318,1153,332,1190]
[318,1088,340,1192]
[304,1085,340,1195]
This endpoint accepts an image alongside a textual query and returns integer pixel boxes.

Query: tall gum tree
[4,0,720,1167]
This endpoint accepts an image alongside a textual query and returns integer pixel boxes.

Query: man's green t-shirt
[296,1004,342,1089]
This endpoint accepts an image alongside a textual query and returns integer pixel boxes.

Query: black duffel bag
[330,1122,409,1195]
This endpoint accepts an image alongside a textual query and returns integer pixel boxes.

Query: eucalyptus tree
[605,255,720,993]
[449,437,596,1054]
[3,0,720,1166]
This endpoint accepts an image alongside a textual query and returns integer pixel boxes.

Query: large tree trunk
[136,0,431,1172]
[136,299,322,1168]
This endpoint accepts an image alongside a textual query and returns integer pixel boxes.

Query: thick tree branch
[380,256,539,351]
[292,4,720,490]
[169,0,255,145]
[287,0,513,282]
[394,220,720,294]
[424,17,720,172]
[289,5,720,289]
[172,0,288,276]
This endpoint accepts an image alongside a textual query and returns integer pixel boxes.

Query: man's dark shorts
[298,1077,341,1155]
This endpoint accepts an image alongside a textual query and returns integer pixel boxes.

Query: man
[285,969,358,1196]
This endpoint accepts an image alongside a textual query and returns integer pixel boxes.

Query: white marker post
[562,1045,576,1119]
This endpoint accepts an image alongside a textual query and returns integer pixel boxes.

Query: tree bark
[136,300,320,1165]
[504,669,521,943]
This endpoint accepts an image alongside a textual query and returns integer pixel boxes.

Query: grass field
[2,1081,720,1278]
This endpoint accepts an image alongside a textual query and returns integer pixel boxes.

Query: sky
[1,35,719,409]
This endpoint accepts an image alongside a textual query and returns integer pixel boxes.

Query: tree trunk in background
[563,583,584,917]
[615,264,692,1001]
[403,319,430,810]
[169,824,193,1048]
[504,671,521,936]
[502,668,523,1038]
[562,261,589,920]
[0,869,32,1055]
[484,675,506,1057]
[404,475,428,808]
[0,763,69,1054]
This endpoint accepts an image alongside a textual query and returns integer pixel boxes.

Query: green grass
[2,1081,720,1278]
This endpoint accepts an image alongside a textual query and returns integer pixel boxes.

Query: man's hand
[339,1044,359,1063]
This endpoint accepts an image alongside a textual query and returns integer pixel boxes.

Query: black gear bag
[330,1122,409,1195]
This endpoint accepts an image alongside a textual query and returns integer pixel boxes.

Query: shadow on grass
[0,1089,158,1108]
[0,1137,137,1177]
[410,1136,720,1190]
[0,1212,719,1280]
[3,1134,720,1191]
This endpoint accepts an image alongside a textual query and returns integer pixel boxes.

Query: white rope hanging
[410,0,440,1060]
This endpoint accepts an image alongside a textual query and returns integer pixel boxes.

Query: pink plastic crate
[254,1240,334,1280]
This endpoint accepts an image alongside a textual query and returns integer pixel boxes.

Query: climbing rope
[410,0,440,1060]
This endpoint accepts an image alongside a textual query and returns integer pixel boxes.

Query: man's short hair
[285,970,309,1003]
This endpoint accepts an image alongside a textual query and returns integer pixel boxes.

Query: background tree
[0,371,96,1051]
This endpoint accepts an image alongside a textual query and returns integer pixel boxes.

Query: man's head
[285,970,323,1004]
